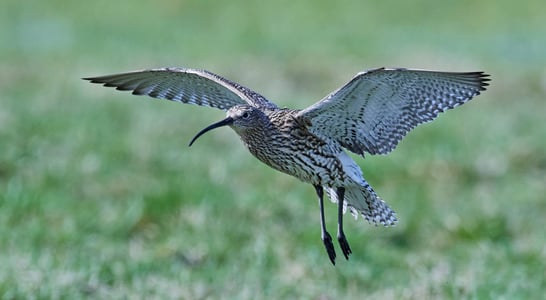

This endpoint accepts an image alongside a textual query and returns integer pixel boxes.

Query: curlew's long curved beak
[188,117,234,147]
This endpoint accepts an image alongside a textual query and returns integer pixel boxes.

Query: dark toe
[322,232,336,265]
[338,234,352,260]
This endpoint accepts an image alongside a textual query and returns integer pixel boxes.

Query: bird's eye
[242,112,250,119]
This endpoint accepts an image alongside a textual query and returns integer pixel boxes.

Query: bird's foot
[322,231,336,265]
[338,232,352,260]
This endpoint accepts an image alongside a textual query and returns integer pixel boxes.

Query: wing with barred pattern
[83,68,278,111]
[297,68,490,156]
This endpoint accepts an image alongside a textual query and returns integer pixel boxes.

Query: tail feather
[325,182,397,226]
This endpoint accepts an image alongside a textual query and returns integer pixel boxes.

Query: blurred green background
[1,0,545,298]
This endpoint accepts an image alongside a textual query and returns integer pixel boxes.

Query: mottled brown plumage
[84,67,490,264]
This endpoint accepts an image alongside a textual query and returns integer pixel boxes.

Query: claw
[322,231,336,265]
[338,232,352,260]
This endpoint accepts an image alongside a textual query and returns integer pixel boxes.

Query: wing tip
[82,76,103,84]
[475,71,491,91]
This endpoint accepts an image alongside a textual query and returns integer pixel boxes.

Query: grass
[1,0,545,298]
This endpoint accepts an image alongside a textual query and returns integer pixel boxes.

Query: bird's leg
[314,185,336,265]
[336,187,352,260]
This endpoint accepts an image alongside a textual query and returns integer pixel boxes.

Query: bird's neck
[236,122,271,149]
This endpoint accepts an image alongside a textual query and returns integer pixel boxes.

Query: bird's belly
[248,143,356,187]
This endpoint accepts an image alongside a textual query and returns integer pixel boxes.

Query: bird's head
[188,105,266,146]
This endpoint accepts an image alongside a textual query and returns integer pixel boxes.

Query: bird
[84,67,490,265]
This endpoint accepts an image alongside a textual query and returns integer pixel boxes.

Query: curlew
[84,67,490,264]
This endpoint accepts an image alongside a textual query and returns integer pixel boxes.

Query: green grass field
[1,0,545,298]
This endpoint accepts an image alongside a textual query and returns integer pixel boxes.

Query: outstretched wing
[297,68,490,156]
[83,68,278,111]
